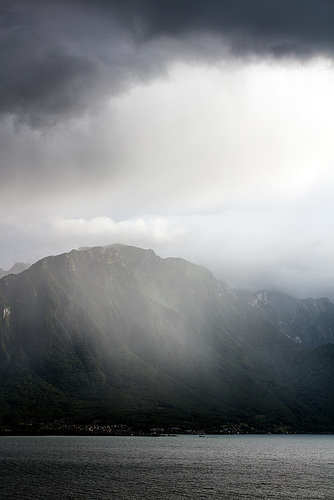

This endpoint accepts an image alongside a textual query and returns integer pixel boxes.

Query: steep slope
[243,289,334,348]
[0,245,333,431]
[288,298,334,347]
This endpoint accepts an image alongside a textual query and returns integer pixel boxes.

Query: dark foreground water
[0,434,333,499]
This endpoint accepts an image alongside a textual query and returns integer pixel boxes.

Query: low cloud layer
[1,1,334,300]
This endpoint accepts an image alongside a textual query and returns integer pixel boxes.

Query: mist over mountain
[240,289,334,348]
[1,245,334,432]
[0,262,30,280]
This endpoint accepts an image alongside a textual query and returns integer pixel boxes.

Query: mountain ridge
[243,288,334,348]
[1,244,334,432]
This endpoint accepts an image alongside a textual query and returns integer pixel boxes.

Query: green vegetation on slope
[1,244,334,432]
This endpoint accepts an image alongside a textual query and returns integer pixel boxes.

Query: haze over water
[1,434,333,499]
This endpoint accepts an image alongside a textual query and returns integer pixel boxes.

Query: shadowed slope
[0,245,333,431]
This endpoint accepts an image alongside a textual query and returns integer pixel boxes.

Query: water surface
[0,434,333,499]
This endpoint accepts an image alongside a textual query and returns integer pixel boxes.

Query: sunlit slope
[0,244,333,430]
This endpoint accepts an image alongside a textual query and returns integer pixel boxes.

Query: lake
[0,434,333,499]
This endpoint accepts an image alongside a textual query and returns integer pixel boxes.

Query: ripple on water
[0,435,333,499]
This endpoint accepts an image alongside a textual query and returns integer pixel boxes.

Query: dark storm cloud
[1,0,334,126]
[0,2,98,126]
[94,0,334,56]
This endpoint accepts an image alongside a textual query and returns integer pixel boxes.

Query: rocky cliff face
[243,288,334,348]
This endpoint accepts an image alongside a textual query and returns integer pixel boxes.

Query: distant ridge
[0,262,30,279]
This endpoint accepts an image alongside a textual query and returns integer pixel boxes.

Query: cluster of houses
[3,418,291,435]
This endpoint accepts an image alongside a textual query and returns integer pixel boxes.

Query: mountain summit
[1,245,333,432]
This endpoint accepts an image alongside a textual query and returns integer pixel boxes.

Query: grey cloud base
[1,0,334,126]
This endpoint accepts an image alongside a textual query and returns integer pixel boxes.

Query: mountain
[242,289,334,348]
[0,262,30,280]
[0,244,334,432]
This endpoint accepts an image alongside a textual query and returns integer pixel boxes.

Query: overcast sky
[1,0,334,299]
